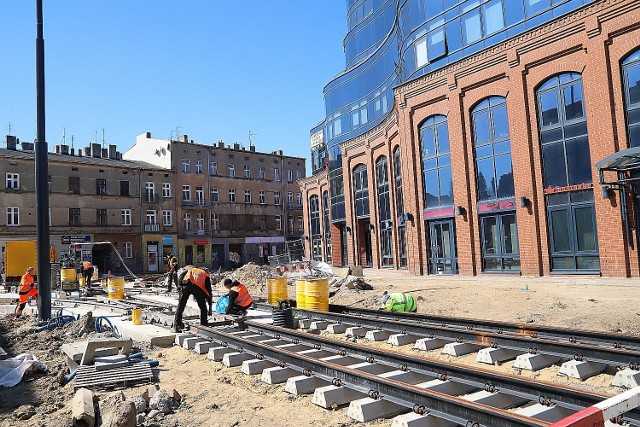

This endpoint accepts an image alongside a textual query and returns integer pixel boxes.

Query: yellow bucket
[295,280,307,310]
[60,268,76,283]
[78,276,86,287]
[107,277,125,299]
[267,277,288,306]
[131,308,142,325]
[304,278,329,312]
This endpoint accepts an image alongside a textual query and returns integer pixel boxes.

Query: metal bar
[194,324,546,427]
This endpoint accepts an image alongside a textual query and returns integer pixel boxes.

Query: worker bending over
[174,265,212,332]
[16,267,38,317]
[380,291,417,313]
[81,261,94,287]
[223,279,254,315]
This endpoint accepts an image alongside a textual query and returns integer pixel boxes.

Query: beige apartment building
[124,132,305,270]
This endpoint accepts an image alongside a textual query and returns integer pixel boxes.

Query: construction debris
[218,262,272,296]
[329,275,374,297]
[72,388,96,427]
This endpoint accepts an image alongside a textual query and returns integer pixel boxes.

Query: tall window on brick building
[353,164,369,218]
[536,72,599,272]
[376,156,393,267]
[623,50,640,148]
[322,191,332,263]
[393,147,407,268]
[472,96,519,272]
[309,195,322,261]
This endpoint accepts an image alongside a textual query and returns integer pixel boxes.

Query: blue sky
[0,1,346,170]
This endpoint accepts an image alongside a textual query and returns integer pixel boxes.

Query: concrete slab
[364,329,392,341]
[115,321,175,347]
[312,385,365,409]
[175,334,193,347]
[391,413,457,427]
[194,341,218,355]
[327,324,347,334]
[513,353,560,371]
[321,355,361,366]
[475,347,519,365]
[207,346,234,362]
[414,338,449,351]
[94,355,129,371]
[461,390,529,409]
[182,337,208,350]
[515,403,574,423]
[347,362,395,375]
[310,321,329,331]
[275,343,309,352]
[241,359,275,375]
[298,319,313,329]
[415,379,476,396]
[284,375,330,395]
[378,370,431,385]
[388,334,418,347]
[345,327,372,338]
[442,342,482,357]
[222,352,253,367]
[347,397,407,422]
[298,349,334,358]
[261,366,298,384]
[558,359,607,380]
[612,368,640,389]
[81,338,132,365]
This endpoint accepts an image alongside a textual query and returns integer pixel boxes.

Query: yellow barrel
[267,277,288,305]
[60,268,76,283]
[107,277,125,299]
[78,276,86,287]
[295,280,307,310]
[131,308,142,325]
[304,278,329,312]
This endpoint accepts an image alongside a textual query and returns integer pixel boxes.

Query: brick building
[301,0,640,277]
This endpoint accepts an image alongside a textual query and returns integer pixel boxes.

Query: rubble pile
[218,262,272,296]
[329,275,374,298]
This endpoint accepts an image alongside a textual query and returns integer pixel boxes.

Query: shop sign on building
[61,235,91,244]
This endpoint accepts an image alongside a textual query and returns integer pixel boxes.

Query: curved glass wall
[623,50,640,148]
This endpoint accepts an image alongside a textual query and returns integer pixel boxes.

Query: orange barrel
[107,277,125,299]
[267,277,288,306]
[295,280,307,310]
[304,278,329,312]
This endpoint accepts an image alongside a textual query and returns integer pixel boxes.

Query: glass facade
[309,195,322,261]
[393,147,408,268]
[353,164,370,218]
[623,50,640,148]
[420,116,453,209]
[323,191,333,262]
[376,156,393,267]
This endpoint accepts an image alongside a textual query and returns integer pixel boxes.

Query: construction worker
[223,279,254,315]
[174,265,212,332]
[380,291,417,313]
[81,261,94,288]
[16,267,37,317]
[166,253,179,293]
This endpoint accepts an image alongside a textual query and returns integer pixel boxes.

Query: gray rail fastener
[312,385,365,409]
[558,359,607,380]
[285,375,330,395]
[613,368,640,389]
[513,353,560,371]
[207,346,234,362]
[261,366,297,384]
[388,334,417,347]
[414,338,448,351]
[442,342,482,357]
[241,359,275,375]
[476,347,519,365]
[348,397,407,422]
[391,412,457,427]
[327,324,347,334]
[222,352,253,367]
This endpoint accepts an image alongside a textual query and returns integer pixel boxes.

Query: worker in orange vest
[16,267,37,317]
[166,253,179,293]
[223,279,254,315]
[81,261,94,287]
[174,265,212,332]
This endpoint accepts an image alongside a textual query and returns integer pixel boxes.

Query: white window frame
[228,163,235,177]
[244,190,251,204]
[182,185,191,201]
[259,167,265,180]
[209,161,218,176]
[145,182,154,201]
[183,212,191,231]
[287,169,293,182]
[162,210,173,226]
[195,159,203,174]
[297,216,304,232]
[275,215,282,231]
[124,242,133,258]
[162,182,171,197]
[211,213,220,231]
[229,189,236,203]
[195,187,205,205]
[274,168,280,181]
[296,170,302,180]
[121,209,132,226]
[196,213,205,231]
[243,165,251,178]
[296,192,302,205]
[6,207,19,226]
[6,173,19,189]
[287,192,294,206]
[211,187,219,202]
[274,191,281,205]
[146,210,157,224]
[182,159,190,173]
[259,190,265,204]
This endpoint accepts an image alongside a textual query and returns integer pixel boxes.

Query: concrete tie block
[222,352,253,367]
[461,390,528,409]
[207,346,234,362]
[243,334,273,342]
[345,327,372,338]
[365,329,391,341]
[174,334,193,347]
[558,359,607,380]
[310,321,329,331]
[348,362,395,375]
[285,375,330,395]
[321,355,361,366]
[515,403,574,423]
[327,324,347,334]
[513,353,560,371]
[194,341,218,355]
[379,370,431,385]
[298,319,313,329]
[414,338,448,351]
[312,385,365,409]
[94,355,130,371]
[442,342,482,357]
[612,368,640,389]
[475,347,519,365]
[388,334,417,347]
[275,343,309,352]
[415,379,476,396]
[298,349,334,358]
[261,366,298,384]
[259,339,288,346]
[391,412,457,427]
[182,337,208,350]
[347,397,406,422]
[241,359,275,375]
[72,388,96,427]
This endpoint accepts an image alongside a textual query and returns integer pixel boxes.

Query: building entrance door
[147,243,158,272]
[428,219,456,274]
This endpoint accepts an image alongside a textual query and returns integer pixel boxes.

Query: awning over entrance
[596,146,640,177]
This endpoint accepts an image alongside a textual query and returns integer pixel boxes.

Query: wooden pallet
[74,361,153,390]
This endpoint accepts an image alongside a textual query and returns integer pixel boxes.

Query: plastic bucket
[60,268,76,283]
[131,308,142,325]
[107,277,125,299]
[267,277,288,305]
[295,280,307,310]
[304,278,329,312]
[78,276,86,287]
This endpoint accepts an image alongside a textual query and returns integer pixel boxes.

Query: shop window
[420,115,453,209]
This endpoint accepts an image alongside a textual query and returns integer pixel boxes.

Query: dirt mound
[216,263,271,296]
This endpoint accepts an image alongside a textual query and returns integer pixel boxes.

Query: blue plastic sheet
[215,296,229,314]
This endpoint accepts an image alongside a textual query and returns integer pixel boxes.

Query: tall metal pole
[35,0,51,320]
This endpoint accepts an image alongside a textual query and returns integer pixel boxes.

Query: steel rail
[292,308,640,367]
[193,324,548,427]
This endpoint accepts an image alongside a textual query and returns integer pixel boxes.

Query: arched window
[322,191,332,262]
[536,72,599,272]
[472,97,514,201]
[420,115,453,209]
[393,147,408,268]
[376,156,393,267]
[623,50,640,147]
[353,164,370,218]
[309,195,322,261]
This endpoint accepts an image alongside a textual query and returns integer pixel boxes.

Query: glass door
[480,213,520,272]
[428,219,456,274]
[364,220,373,267]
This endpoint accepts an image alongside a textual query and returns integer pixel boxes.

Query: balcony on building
[183,227,209,237]
[182,199,210,208]
[144,192,160,204]
[287,203,303,211]
[144,223,161,233]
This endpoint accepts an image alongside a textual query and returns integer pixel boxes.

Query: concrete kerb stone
[475,347,519,365]
[388,334,417,347]
[311,385,365,409]
[391,412,458,427]
[347,397,407,422]
[182,337,208,350]
[261,366,298,384]
[558,359,607,380]
[80,338,133,365]
[613,368,640,389]
[72,388,96,427]
[207,346,234,362]
[194,341,218,355]
[174,334,194,347]
[241,359,275,375]
[310,321,329,331]
[222,352,253,367]
[345,327,371,338]
[364,330,391,341]
[442,342,482,357]
[414,338,449,351]
[284,375,330,395]
[513,353,561,371]
[326,324,347,334]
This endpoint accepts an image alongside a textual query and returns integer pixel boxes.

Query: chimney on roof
[218,141,224,148]
[249,144,255,152]
[70,148,75,156]
[21,142,34,150]
[78,149,83,157]
[108,144,117,159]
[116,151,122,160]
[54,145,60,154]
[91,143,101,158]
[233,142,240,150]
[101,148,108,158]
[180,135,188,143]
[84,146,91,156]
[145,131,151,138]
[60,144,69,155]
[5,135,17,150]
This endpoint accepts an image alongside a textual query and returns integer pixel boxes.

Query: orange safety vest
[169,256,177,269]
[82,261,93,270]
[188,268,210,298]
[231,284,253,308]
[19,273,35,294]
